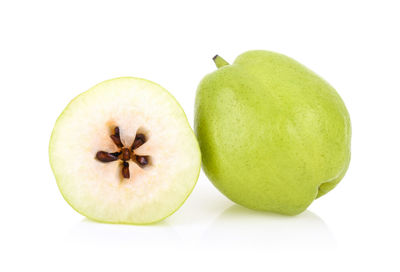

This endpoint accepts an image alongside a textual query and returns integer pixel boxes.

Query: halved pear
[49,77,201,224]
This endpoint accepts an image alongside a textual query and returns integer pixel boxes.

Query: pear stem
[213,55,230,68]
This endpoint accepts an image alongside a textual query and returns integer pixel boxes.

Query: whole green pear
[195,50,351,215]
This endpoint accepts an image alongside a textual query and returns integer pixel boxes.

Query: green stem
[213,55,230,68]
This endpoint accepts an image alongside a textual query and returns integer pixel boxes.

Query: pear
[49,77,201,224]
[195,50,351,215]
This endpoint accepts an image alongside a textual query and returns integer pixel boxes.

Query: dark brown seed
[122,162,130,178]
[110,151,121,157]
[122,148,130,161]
[110,126,123,147]
[110,134,123,148]
[132,134,146,150]
[96,151,119,162]
[136,155,148,166]
[136,133,145,141]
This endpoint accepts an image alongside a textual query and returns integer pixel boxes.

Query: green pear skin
[194,50,351,215]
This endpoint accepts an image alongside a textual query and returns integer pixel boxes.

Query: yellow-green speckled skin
[194,50,351,215]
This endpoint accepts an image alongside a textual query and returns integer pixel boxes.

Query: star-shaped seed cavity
[95,127,150,179]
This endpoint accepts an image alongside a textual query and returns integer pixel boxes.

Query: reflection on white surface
[67,218,180,248]
[203,205,336,250]
[66,201,335,251]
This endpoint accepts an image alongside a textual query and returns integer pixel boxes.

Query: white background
[1,0,399,271]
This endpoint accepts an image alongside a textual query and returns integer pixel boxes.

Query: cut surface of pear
[50,77,201,224]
